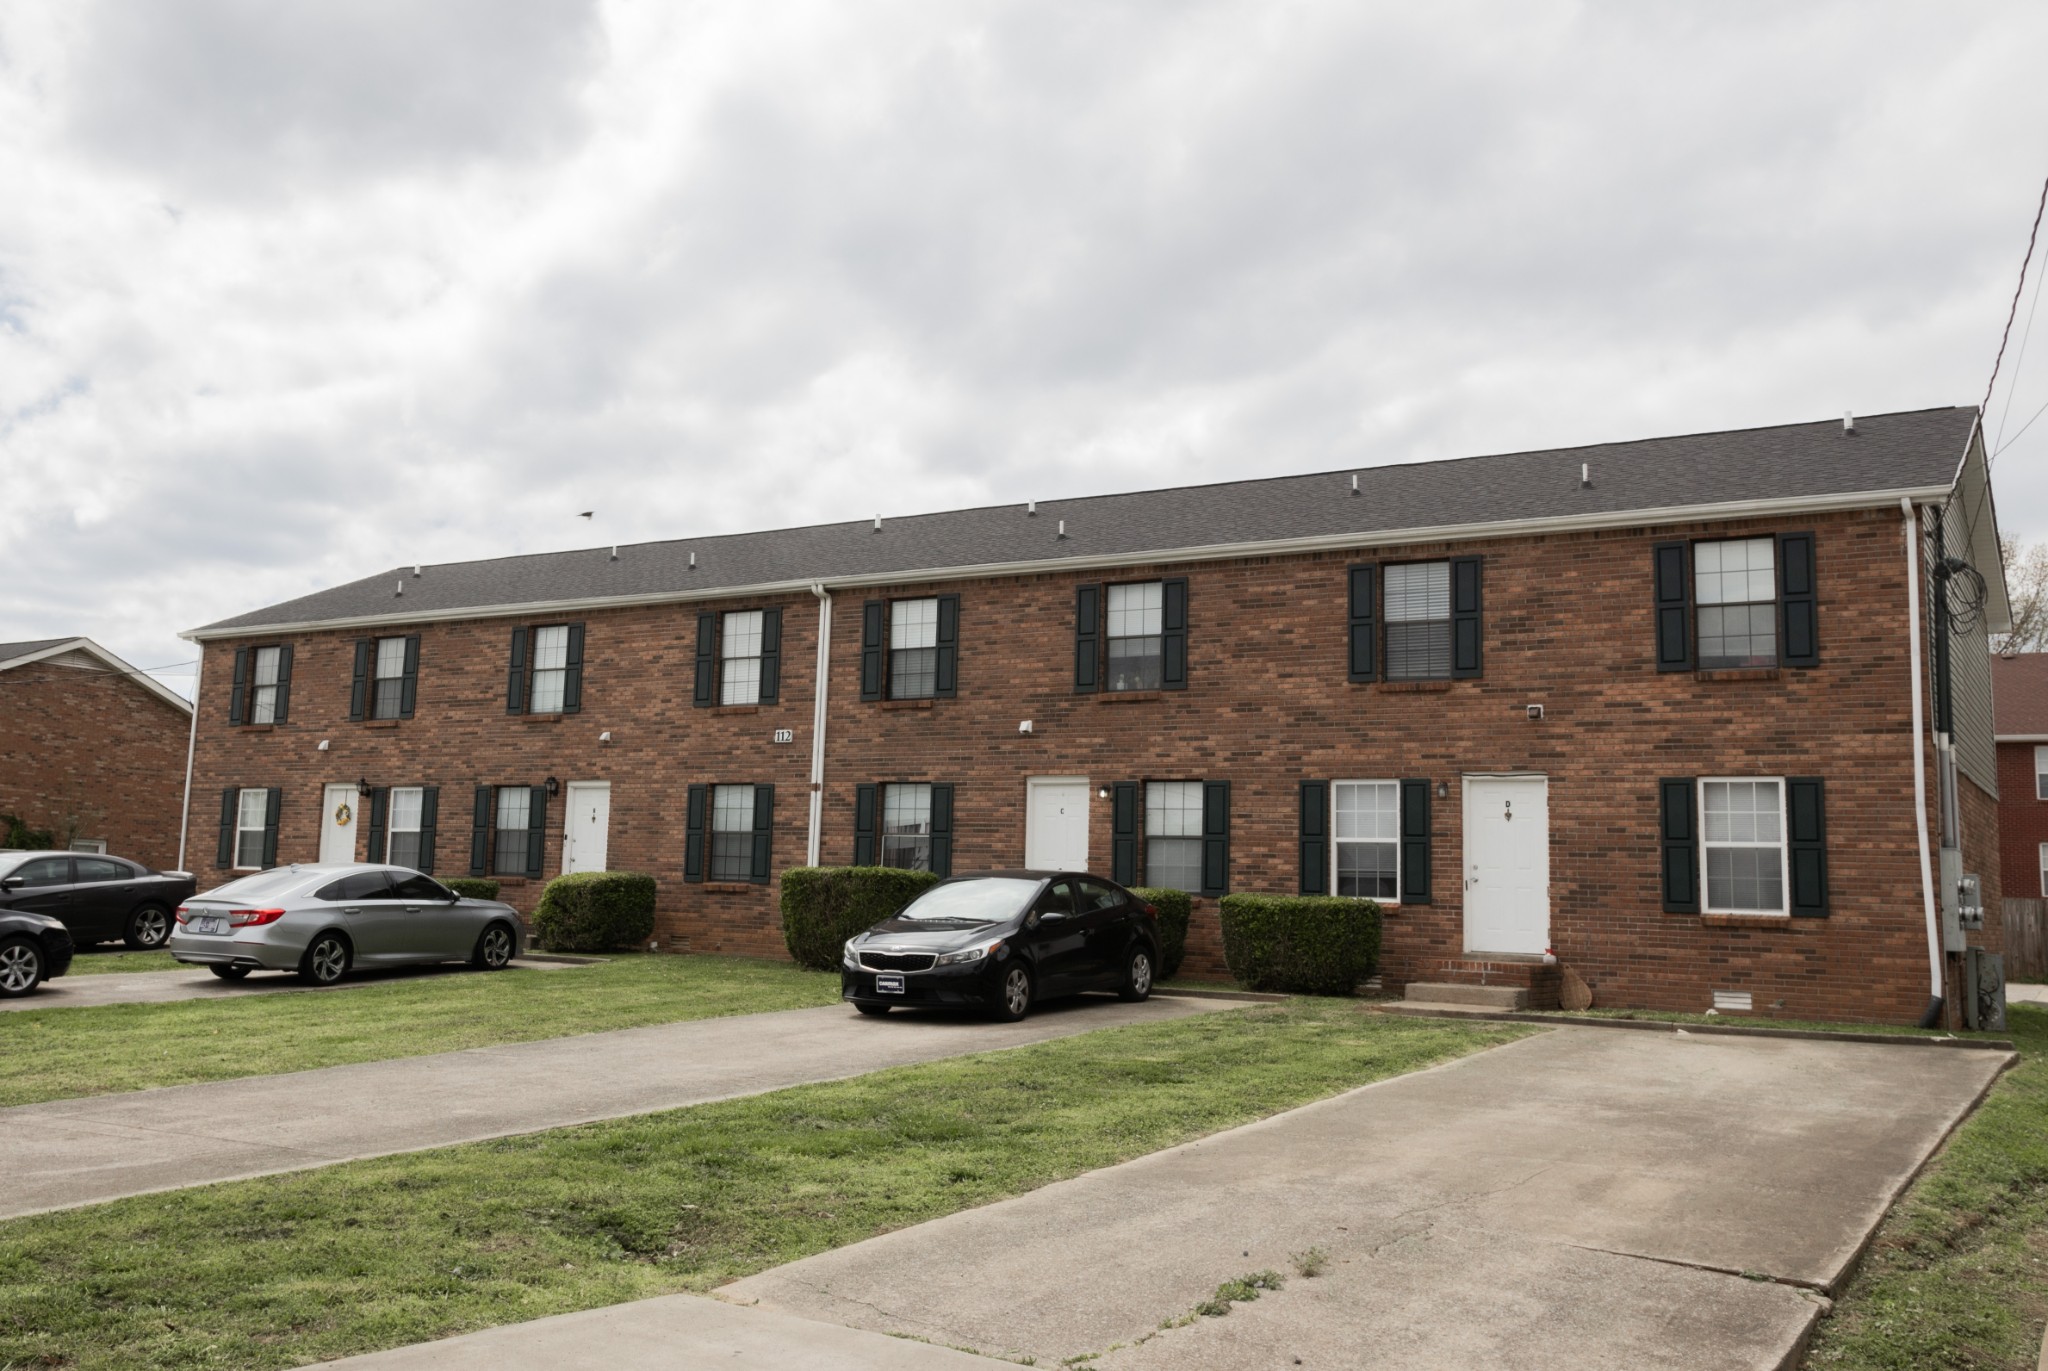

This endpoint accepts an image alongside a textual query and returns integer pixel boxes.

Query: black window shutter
[527,785,548,878]
[366,788,389,864]
[758,609,781,703]
[562,623,585,713]
[469,787,492,876]
[1660,778,1699,913]
[1074,584,1101,693]
[1299,781,1329,895]
[272,645,295,722]
[1111,782,1139,885]
[216,788,237,866]
[229,647,250,724]
[1450,557,1482,678]
[1787,777,1828,916]
[1347,565,1377,682]
[1779,532,1818,667]
[684,784,708,882]
[934,594,960,698]
[399,635,421,718]
[1653,542,1693,672]
[750,784,775,883]
[506,628,528,714]
[693,613,717,707]
[1200,780,1231,897]
[853,784,878,865]
[349,640,370,721]
[860,602,886,701]
[1399,779,1431,905]
[418,786,439,874]
[261,788,283,869]
[1162,577,1189,690]
[929,784,954,877]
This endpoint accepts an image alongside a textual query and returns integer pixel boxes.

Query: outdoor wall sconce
[1098,787,1110,800]
[1436,782,1449,800]
[599,731,612,744]
[356,777,373,796]
[545,776,561,796]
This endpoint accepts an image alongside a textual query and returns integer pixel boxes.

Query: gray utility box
[1962,948,2006,1033]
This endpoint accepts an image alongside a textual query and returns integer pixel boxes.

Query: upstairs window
[250,648,283,722]
[505,624,583,715]
[1383,563,1451,680]
[1653,533,1816,673]
[860,596,960,702]
[890,599,939,699]
[1346,560,1481,683]
[1333,781,1400,899]
[721,611,764,705]
[373,638,408,718]
[1076,579,1187,693]
[694,609,782,707]
[2036,745,2048,801]
[530,626,571,712]
[352,635,419,721]
[229,644,294,724]
[1107,583,1165,691]
[1143,781,1203,892]
[1694,539,1777,669]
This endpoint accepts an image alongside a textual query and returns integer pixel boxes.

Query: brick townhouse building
[181,407,2008,1024]
[1993,651,2048,901]
[1,636,195,870]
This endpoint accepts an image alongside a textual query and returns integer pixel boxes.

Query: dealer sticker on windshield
[875,973,906,995]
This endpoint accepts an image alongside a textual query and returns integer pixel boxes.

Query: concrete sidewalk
[722,1026,2011,1371]
[7,960,580,1012]
[1,995,1233,1218]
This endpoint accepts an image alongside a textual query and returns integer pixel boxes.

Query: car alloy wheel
[0,939,44,996]
[1119,948,1154,1002]
[476,925,513,970]
[302,935,349,985]
[998,965,1032,1022]
[128,905,172,950]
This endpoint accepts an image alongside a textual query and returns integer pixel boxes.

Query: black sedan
[841,870,1161,1022]
[0,906,74,998]
[0,851,197,951]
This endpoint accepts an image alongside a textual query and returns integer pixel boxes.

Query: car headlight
[934,940,1003,967]
[842,939,860,970]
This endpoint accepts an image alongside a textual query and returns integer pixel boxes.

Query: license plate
[875,973,906,995]
[193,917,225,935]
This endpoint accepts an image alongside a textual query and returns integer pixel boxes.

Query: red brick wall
[1997,741,2048,901]
[0,658,192,871]
[186,504,1968,1022]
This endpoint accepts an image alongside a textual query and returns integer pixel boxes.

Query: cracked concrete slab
[724,1026,2011,1370]
[0,994,1236,1218]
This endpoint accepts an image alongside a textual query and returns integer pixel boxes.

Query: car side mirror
[1038,908,1067,923]
[0,876,20,891]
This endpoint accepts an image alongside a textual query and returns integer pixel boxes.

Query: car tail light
[227,908,288,928]
[1142,902,1158,919]
[174,906,190,925]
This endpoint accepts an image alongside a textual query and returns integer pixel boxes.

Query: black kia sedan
[0,851,197,950]
[841,871,1161,1022]
[0,906,74,998]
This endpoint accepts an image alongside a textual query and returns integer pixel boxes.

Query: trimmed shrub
[530,871,658,952]
[1218,894,1381,996]
[1129,887,1193,980]
[781,866,943,971]
[444,877,501,901]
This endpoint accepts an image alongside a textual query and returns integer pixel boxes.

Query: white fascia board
[1996,734,2048,742]
[183,483,1953,642]
[0,638,194,714]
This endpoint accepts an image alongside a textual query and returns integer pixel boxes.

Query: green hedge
[530,871,658,952]
[444,878,501,901]
[781,866,942,971]
[1129,887,1193,980]
[1218,894,1381,996]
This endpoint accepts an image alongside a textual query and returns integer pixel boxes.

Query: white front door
[563,783,611,874]
[1463,775,1550,955]
[1025,777,1091,871]
[320,783,358,865]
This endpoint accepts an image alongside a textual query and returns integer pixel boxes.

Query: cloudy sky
[3,0,2046,699]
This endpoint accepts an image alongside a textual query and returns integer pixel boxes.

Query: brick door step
[1402,982,1531,1010]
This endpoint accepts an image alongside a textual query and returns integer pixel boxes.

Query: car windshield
[894,877,1042,923]
[199,869,315,902]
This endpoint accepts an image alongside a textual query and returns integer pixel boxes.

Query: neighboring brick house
[1993,652,2048,901]
[0,637,195,871]
[182,407,2009,1024]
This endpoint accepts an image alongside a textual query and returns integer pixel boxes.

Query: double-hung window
[1108,583,1165,691]
[1700,779,1786,914]
[711,784,756,880]
[236,788,268,869]
[1694,539,1777,669]
[889,599,939,699]
[1144,781,1203,892]
[387,787,424,868]
[1655,533,1816,672]
[530,626,571,712]
[1333,781,1400,899]
[372,638,407,719]
[2036,745,2048,801]
[1383,563,1451,680]
[2039,842,2048,898]
[860,596,959,701]
[506,623,583,715]
[721,612,764,705]
[881,783,933,870]
[250,648,283,723]
[494,787,533,876]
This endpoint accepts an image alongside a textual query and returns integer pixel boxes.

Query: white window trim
[373,636,407,719]
[2036,745,2048,802]
[388,786,424,865]
[234,788,266,871]
[529,625,570,714]
[68,839,108,854]
[1330,779,1402,906]
[1698,776,1789,917]
[2040,841,2048,899]
[720,611,764,706]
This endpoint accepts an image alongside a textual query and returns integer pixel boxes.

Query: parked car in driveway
[0,905,74,998]
[168,864,523,985]
[841,870,1161,1022]
[0,850,196,950]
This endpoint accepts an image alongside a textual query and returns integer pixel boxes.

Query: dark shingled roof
[0,638,76,663]
[1993,653,2048,736]
[195,407,1978,635]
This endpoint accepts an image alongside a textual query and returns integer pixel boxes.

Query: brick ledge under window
[1699,913,1797,928]
[712,705,762,716]
[1695,668,1782,683]
[703,880,763,893]
[235,724,276,733]
[362,718,400,730]
[519,713,563,725]
[1096,690,1164,704]
[880,698,936,711]
[1376,680,1454,693]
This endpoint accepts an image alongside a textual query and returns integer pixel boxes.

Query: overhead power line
[1979,172,2048,453]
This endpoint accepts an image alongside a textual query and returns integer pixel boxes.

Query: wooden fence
[2007,899,2047,983]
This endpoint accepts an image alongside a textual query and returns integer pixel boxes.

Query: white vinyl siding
[388,787,424,869]
[721,611,764,705]
[1694,538,1777,669]
[1333,781,1400,900]
[249,647,282,724]
[235,788,268,869]
[529,626,570,713]
[1107,583,1164,692]
[711,784,756,881]
[1144,781,1202,892]
[1383,563,1451,680]
[1700,779,1787,914]
[882,783,933,871]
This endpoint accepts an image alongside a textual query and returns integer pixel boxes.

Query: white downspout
[1901,498,1943,1021]
[807,584,832,866]
[174,651,203,874]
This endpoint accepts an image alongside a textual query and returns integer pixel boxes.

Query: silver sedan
[167,864,522,985]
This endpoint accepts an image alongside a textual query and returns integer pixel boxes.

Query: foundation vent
[1711,990,1753,1013]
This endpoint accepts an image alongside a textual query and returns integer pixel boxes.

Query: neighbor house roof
[189,406,1983,639]
[0,637,194,714]
[1993,653,2048,738]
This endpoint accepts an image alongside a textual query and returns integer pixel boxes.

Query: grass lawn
[62,948,181,975]
[0,1001,1524,1371]
[0,954,841,1107]
[1803,1002,2048,1370]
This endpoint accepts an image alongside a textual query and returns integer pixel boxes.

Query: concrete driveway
[0,994,1235,1218]
[5,959,582,1012]
[722,1026,2013,1371]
